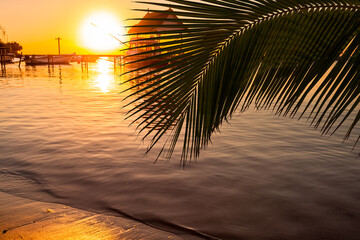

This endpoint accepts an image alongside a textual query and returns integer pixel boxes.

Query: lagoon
[1,60,360,239]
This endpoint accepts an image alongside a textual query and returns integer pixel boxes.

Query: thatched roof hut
[128,8,185,35]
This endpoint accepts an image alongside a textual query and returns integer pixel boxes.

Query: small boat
[25,55,73,65]
[11,57,21,63]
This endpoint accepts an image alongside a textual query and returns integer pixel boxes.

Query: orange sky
[0,0,164,54]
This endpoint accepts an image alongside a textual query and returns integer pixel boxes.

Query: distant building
[126,8,185,66]
[128,8,185,36]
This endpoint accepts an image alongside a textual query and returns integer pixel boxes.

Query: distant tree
[5,41,22,53]
[0,41,22,53]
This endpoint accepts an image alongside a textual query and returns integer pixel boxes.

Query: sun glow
[80,12,126,52]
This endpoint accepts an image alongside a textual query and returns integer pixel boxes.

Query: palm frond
[123,0,360,165]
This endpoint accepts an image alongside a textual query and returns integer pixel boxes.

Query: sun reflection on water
[93,58,115,93]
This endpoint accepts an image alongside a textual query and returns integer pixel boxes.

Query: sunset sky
[0,0,165,54]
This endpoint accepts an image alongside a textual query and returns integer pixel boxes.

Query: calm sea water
[1,60,360,239]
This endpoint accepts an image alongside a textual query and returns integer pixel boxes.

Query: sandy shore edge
[0,191,182,240]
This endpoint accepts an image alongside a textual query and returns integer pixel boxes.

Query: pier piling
[0,47,7,72]
[18,52,22,68]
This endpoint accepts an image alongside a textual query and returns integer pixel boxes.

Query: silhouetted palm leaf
[123,0,360,165]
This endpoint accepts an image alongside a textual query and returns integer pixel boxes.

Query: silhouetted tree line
[0,41,22,54]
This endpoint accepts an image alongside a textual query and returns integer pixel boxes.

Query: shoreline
[0,191,182,240]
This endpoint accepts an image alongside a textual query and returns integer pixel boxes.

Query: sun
[80,12,126,52]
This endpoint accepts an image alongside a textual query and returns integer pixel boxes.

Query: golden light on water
[80,12,125,52]
[93,58,115,93]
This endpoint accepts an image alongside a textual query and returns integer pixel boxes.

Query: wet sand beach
[0,191,181,240]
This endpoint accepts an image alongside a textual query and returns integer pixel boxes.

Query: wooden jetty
[74,54,125,70]
[23,54,124,68]
[1,53,125,72]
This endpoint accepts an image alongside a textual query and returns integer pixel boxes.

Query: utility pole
[55,37,62,55]
[0,25,4,42]
[2,30,6,43]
